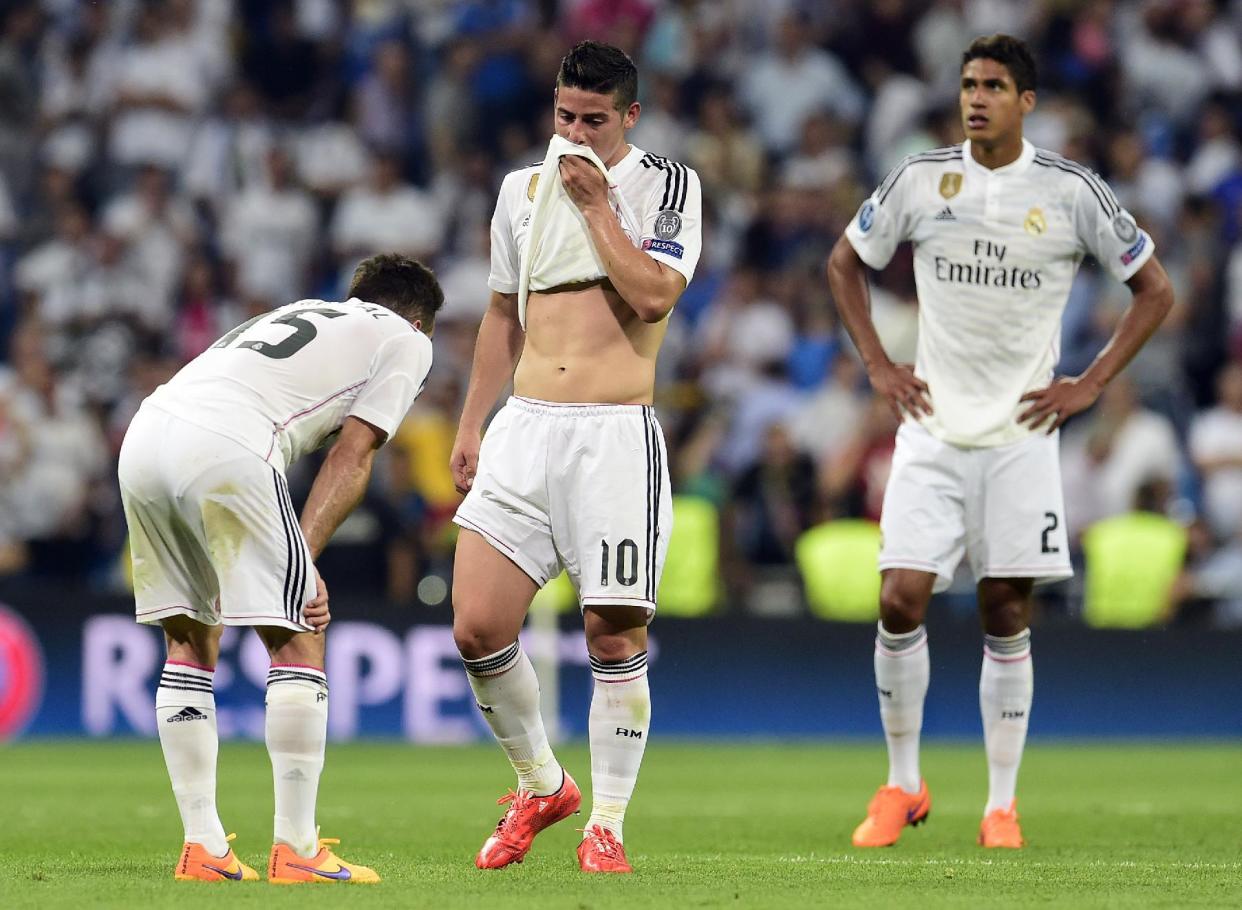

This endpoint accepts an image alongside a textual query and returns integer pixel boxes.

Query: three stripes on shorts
[272,469,308,626]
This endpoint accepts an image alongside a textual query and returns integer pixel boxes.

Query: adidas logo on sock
[282,768,308,781]
[934,206,956,221]
[167,706,208,723]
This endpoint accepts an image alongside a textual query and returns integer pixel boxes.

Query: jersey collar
[961,138,1035,178]
[608,144,644,179]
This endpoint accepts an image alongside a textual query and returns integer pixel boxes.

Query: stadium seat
[1081,512,1188,629]
[795,519,882,622]
[656,495,720,616]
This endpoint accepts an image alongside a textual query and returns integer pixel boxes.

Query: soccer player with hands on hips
[449,41,701,873]
[118,255,443,883]
[827,35,1173,849]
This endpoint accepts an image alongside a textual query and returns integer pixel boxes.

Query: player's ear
[1019,89,1036,116]
[623,100,640,130]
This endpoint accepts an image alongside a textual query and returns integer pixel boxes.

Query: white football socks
[586,652,650,843]
[874,623,930,794]
[265,665,328,858]
[980,629,1033,814]
[155,661,229,857]
[462,642,564,797]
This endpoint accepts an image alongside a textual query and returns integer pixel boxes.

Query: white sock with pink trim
[875,623,929,794]
[586,651,650,843]
[980,629,1033,814]
[265,664,328,858]
[156,660,229,856]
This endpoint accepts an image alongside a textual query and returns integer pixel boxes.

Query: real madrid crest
[939,173,962,199]
[1024,207,1047,236]
[526,174,539,201]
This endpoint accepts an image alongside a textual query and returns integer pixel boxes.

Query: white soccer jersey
[488,143,703,304]
[846,139,1155,448]
[146,298,432,471]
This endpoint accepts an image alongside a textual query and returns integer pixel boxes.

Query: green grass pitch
[2,740,1239,908]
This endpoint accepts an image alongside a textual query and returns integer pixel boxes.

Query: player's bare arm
[301,415,387,556]
[1019,256,1174,432]
[827,236,932,419]
[450,291,523,494]
[298,415,389,627]
[559,156,687,323]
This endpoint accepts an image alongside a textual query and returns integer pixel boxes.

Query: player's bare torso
[515,279,666,405]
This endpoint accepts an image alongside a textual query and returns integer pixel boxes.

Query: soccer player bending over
[119,255,443,882]
[449,41,701,873]
[827,34,1173,849]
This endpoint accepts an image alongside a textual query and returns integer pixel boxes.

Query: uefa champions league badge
[858,201,876,233]
[654,210,682,240]
[1112,213,1138,243]
[0,604,44,740]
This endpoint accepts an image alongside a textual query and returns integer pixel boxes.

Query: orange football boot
[979,802,1025,848]
[475,771,582,869]
[268,835,380,884]
[852,780,932,847]
[174,833,259,882]
[577,824,633,874]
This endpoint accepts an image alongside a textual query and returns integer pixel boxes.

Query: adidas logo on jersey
[934,206,956,221]
[167,707,208,723]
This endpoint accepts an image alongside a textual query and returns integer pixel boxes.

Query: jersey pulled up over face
[846,139,1155,448]
[489,144,703,300]
[146,298,432,471]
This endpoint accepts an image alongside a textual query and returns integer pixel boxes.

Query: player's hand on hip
[451,432,480,495]
[1019,375,1102,433]
[871,361,932,420]
[304,568,330,632]
[559,156,608,213]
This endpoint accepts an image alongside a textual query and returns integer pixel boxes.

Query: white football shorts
[118,404,316,631]
[879,421,1073,592]
[454,396,673,615]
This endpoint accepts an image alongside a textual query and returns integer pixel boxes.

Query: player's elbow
[827,236,860,282]
[327,419,385,470]
[1153,276,1175,320]
[1131,259,1175,322]
[634,294,676,323]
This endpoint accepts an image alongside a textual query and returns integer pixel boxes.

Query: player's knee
[452,616,507,661]
[879,581,928,632]
[585,631,640,663]
[980,600,1029,637]
[583,606,647,662]
[978,578,1032,636]
[260,627,325,667]
[161,616,221,666]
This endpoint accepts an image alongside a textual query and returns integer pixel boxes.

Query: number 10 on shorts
[601,539,641,586]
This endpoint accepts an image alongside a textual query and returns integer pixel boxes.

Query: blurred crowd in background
[1,0,1242,627]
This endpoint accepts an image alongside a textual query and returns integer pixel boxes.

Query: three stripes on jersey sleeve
[1031,151,1121,217]
[639,154,690,213]
[876,146,963,204]
[871,145,1123,220]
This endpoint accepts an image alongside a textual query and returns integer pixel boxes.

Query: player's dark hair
[557,40,638,110]
[961,34,1037,94]
[348,254,444,326]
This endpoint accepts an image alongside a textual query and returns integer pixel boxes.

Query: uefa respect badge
[0,604,44,740]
